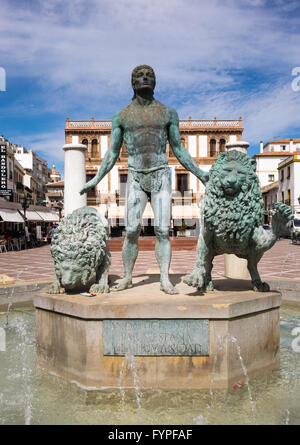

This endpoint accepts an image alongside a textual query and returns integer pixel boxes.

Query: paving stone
[0,239,299,282]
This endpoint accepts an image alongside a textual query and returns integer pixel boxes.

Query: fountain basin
[34,276,281,390]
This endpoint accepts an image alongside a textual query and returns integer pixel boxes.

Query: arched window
[82,139,88,159]
[210,139,216,157]
[91,139,98,157]
[220,139,226,153]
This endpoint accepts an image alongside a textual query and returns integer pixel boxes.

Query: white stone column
[224,140,251,279]
[63,143,87,217]
[225,140,249,154]
[224,254,250,279]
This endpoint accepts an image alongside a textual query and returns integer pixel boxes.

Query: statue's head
[50,207,108,292]
[212,151,257,197]
[204,150,264,243]
[219,160,249,196]
[131,65,156,99]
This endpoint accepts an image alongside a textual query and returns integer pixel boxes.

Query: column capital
[62,143,87,152]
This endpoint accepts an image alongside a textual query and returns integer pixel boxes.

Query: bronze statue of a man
[80,65,208,294]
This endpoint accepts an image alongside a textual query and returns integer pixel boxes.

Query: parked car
[282,216,300,242]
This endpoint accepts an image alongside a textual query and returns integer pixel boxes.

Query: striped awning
[172,204,200,219]
[36,211,60,222]
[0,208,24,223]
[19,209,43,221]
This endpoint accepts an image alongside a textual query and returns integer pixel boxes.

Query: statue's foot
[183,270,204,289]
[252,280,270,292]
[47,282,65,294]
[205,281,214,291]
[111,277,133,292]
[89,283,110,294]
[160,280,179,295]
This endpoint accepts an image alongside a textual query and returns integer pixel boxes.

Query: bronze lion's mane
[51,207,108,277]
[204,150,264,243]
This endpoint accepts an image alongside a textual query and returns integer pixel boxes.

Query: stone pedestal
[34,276,281,390]
[63,143,87,217]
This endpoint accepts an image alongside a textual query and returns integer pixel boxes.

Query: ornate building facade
[65,117,243,235]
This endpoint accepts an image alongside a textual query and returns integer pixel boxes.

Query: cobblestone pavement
[0,238,299,283]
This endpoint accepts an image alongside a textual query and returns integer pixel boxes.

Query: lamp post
[20,194,31,249]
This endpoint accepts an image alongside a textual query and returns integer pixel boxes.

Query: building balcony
[66,117,243,131]
[46,191,64,198]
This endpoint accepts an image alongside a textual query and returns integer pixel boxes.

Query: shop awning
[0,208,24,223]
[19,210,43,221]
[36,211,60,222]
[172,204,200,219]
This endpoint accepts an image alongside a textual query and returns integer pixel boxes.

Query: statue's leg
[112,176,147,291]
[89,248,111,294]
[47,275,65,294]
[247,255,270,292]
[184,228,214,291]
[151,174,178,295]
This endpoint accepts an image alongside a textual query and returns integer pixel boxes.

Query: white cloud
[1,0,299,99]
[0,0,300,163]
[14,130,65,175]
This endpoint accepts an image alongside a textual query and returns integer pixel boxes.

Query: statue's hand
[79,184,89,195]
[197,170,209,184]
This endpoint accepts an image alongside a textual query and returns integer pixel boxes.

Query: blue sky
[1,0,300,176]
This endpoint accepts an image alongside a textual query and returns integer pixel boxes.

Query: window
[287,166,290,179]
[281,145,286,151]
[219,139,226,153]
[209,139,216,157]
[177,173,188,194]
[281,191,284,203]
[120,173,128,197]
[287,189,291,206]
[268,174,275,182]
[91,139,98,157]
[280,170,284,182]
[86,174,96,197]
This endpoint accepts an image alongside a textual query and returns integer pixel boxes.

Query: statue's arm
[168,109,209,184]
[80,112,123,195]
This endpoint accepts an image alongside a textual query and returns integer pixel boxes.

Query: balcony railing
[66,117,243,130]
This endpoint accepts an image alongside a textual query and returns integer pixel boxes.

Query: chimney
[260,141,263,153]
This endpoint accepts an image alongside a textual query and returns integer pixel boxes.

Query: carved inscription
[103,319,209,356]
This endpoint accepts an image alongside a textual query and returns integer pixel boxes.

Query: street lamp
[20,193,32,249]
